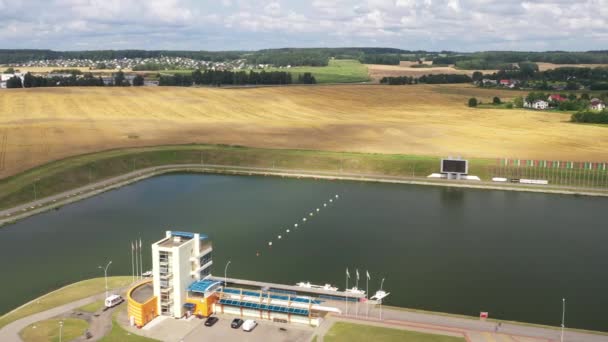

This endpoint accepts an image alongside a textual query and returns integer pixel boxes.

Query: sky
[0,0,606,52]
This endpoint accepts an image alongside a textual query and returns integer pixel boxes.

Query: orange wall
[127,282,158,327]
[186,294,218,317]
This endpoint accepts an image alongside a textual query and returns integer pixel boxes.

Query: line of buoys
[260,194,340,256]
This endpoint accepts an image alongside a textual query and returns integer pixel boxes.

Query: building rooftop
[157,231,209,248]
[187,279,222,294]
[131,282,154,304]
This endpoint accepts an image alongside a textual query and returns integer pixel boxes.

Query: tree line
[433,51,608,69]
[380,74,472,85]
[4,71,143,88]
[159,70,316,86]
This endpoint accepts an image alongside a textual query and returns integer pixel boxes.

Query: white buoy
[286,229,290,233]
[316,208,320,212]
[268,241,273,246]
[335,194,339,198]
[278,235,282,239]
[309,212,313,216]
[323,203,327,207]
[295,224,298,228]
[329,199,333,202]
[303,218,307,222]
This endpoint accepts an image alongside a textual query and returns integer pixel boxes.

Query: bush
[506,103,513,109]
[493,96,501,104]
[571,110,608,123]
[468,98,478,107]
[513,96,524,108]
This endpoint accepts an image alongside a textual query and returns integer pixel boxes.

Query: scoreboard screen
[441,159,468,174]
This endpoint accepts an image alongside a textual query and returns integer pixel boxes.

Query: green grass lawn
[324,322,464,342]
[0,277,132,329]
[99,311,158,342]
[265,59,370,83]
[20,318,88,342]
[79,299,105,313]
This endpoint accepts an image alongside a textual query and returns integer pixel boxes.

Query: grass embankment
[20,318,88,342]
[78,300,105,313]
[324,322,464,342]
[99,311,158,342]
[0,144,498,211]
[0,277,132,329]
[383,305,608,337]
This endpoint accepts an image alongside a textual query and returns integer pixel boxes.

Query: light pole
[561,298,566,342]
[98,261,112,299]
[379,278,385,320]
[224,260,231,287]
[59,320,63,342]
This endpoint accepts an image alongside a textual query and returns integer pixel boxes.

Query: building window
[199,252,212,265]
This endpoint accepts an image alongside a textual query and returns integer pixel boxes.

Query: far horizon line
[2,47,606,54]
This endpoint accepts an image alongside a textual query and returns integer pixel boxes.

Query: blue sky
[0,0,606,51]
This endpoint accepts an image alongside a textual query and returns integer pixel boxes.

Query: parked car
[242,319,258,332]
[204,316,219,327]
[231,318,244,329]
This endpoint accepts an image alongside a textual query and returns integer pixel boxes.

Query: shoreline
[2,163,607,227]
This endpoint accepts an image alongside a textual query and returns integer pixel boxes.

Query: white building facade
[151,231,213,318]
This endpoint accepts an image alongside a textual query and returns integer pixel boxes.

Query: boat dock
[207,276,367,299]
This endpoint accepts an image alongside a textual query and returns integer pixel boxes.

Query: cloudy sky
[0,0,606,51]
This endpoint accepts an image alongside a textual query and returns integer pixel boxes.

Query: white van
[242,320,258,332]
[104,295,124,308]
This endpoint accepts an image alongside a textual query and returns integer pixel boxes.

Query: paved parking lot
[181,314,315,342]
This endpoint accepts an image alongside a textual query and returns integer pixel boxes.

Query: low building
[590,98,606,111]
[524,100,549,110]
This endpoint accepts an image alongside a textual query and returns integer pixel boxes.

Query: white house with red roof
[590,98,606,111]
[548,94,567,102]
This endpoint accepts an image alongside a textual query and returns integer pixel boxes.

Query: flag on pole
[356,269,360,281]
[139,238,142,249]
[131,241,134,252]
[366,270,371,280]
[346,268,350,279]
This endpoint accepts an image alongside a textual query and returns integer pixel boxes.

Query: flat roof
[188,279,222,293]
[131,282,154,304]
[157,231,209,248]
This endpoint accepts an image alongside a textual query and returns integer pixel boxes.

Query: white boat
[345,287,365,295]
[370,290,390,301]
[142,270,153,278]
[296,282,339,292]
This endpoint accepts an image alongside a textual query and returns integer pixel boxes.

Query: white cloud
[0,0,606,51]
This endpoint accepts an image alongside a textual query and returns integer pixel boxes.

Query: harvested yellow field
[366,63,496,82]
[536,62,608,71]
[0,84,607,178]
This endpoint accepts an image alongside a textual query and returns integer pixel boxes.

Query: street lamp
[98,261,112,299]
[59,320,63,342]
[561,298,566,342]
[224,260,231,288]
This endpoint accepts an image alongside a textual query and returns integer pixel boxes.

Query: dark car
[204,316,219,327]
[231,318,244,329]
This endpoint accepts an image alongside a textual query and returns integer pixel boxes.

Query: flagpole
[366,270,369,318]
[131,241,135,283]
[139,238,143,279]
[355,269,359,317]
[134,240,139,281]
[345,268,349,315]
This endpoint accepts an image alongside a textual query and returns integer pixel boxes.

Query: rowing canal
[1,173,607,331]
